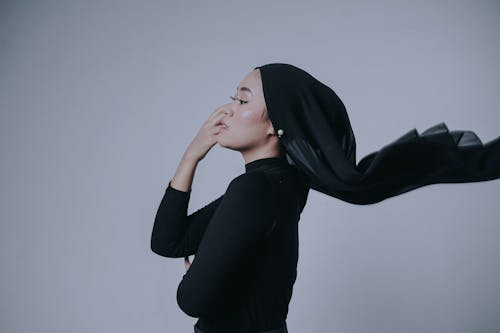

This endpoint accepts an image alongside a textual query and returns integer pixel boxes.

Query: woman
[151,67,305,333]
[151,63,500,333]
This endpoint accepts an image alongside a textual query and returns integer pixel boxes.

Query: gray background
[1,1,499,332]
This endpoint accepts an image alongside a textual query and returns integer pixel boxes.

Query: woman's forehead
[238,70,262,94]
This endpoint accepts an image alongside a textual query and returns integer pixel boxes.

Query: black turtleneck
[151,157,309,333]
[244,156,289,173]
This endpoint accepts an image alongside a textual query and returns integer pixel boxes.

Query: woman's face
[216,68,275,151]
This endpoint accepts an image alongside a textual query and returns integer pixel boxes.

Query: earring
[277,129,284,138]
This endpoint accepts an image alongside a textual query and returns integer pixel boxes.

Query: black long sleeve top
[151,157,310,333]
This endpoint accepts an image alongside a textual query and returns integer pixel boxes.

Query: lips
[221,120,229,128]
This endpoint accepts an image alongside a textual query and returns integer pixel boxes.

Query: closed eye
[229,96,249,105]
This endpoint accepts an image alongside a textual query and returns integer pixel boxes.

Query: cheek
[228,108,267,138]
[238,110,262,127]
[233,113,259,136]
[234,114,267,140]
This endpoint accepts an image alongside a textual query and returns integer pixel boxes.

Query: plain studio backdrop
[1,1,499,332]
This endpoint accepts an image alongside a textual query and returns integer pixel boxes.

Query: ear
[266,119,276,136]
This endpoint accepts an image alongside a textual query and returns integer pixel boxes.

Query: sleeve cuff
[166,180,192,196]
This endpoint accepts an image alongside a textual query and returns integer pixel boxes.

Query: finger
[208,107,227,122]
[213,124,225,135]
[209,111,228,127]
[207,107,223,121]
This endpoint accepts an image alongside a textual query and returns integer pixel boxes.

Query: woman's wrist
[181,152,201,164]
[170,154,199,192]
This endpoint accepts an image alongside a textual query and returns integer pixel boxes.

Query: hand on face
[184,107,229,162]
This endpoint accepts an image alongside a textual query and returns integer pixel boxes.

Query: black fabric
[151,157,309,333]
[255,63,500,204]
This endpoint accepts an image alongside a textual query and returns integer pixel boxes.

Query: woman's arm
[170,154,198,192]
[151,107,228,258]
[151,179,224,258]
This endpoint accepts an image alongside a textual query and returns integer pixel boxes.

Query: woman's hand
[184,255,191,271]
[183,107,228,162]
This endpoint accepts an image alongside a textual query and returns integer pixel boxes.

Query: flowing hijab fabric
[254,63,500,205]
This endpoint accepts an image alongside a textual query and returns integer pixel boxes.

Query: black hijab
[254,63,500,205]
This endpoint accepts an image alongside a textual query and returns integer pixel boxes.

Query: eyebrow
[236,86,254,95]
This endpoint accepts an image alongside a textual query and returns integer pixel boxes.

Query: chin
[216,137,231,149]
[217,137,243,151]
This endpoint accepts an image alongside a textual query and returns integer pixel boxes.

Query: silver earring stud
[277,129,284,138]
